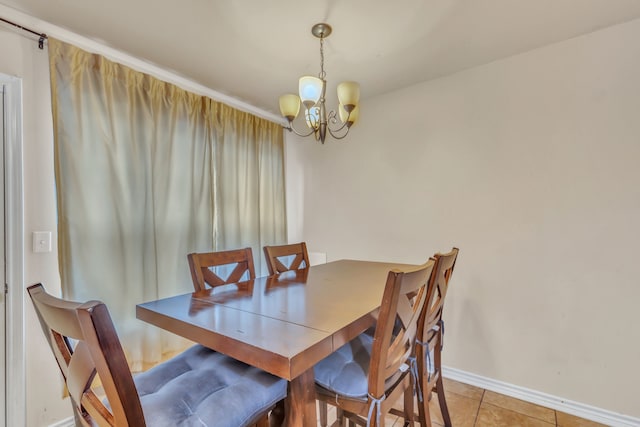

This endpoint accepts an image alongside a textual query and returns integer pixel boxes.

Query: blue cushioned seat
[314,333,403,401]
[134,345,287,427]
[314,332,373,399]
[27,283,286,427]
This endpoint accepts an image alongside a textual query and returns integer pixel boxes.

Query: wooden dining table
[136,259,415,426]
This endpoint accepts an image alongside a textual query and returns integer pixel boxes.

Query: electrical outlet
[33,231,52,253]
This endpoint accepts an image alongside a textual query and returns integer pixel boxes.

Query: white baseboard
[48,367,639,427]
[48,417,74,427]
[443,366,640,427]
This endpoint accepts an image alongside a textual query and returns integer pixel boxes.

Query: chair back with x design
[416,247,459,427]
[187,248,256,291]
[263,242,310,275]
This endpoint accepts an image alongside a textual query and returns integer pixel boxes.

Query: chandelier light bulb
[299,76,323,108]
[337,81,360,108]
[339,103,359,126]
[279,94,301,121]
[305,107,320,129]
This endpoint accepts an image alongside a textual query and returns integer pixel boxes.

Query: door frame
[2,75,25,427]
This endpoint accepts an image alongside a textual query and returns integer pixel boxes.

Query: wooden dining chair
[187,247,256,291]
[415,247,459,427]
[314,259,435,427]
[263,242,310,275]
[27,283,286,427]
[263,241,329,424]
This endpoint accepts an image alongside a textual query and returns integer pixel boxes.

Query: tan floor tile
[476,403,555,427]
[394,393,464,427]
[427,390,480,427]
[386,413,402,426]
[315,404,399,427]
[317,401,337,424]
[316,388,602,427]
[483,390,556,424]
[441,377,484,401]
[557,411,610,427]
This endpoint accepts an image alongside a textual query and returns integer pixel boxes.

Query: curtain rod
[0,16,47,49]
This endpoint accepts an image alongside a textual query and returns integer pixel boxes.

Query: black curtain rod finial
[0,16,48,49]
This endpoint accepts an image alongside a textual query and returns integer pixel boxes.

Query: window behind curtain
[48,38,286,370]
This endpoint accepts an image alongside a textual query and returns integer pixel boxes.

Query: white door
[1,74,24,427]
[0,82,6,427]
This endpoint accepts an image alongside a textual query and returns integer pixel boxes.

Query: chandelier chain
[319,35,326,80]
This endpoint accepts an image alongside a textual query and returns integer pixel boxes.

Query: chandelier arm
[326,109,350,134]
[284,122,316,138]
[327,120,349,134]
[326,125,351,140]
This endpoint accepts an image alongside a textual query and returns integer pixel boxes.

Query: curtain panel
[48,38,286,369]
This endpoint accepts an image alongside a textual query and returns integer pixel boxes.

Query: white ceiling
[3,0,640,116]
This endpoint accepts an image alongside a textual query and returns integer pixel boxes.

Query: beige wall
[4,11,640,427]
[0,29,71,425]
[286,18,640,418]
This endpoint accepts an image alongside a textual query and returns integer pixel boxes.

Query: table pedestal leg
[285,368,317,427]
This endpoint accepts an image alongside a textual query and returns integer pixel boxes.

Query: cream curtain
[49,38,286,370]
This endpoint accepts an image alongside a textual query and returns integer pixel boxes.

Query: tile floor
[317,378,608,427]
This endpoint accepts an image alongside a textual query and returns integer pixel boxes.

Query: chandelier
[278,23,360,144]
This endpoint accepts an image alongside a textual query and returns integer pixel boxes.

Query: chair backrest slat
[66,342,98,406]
[83,392,115,426]
[420,247,459,350]
[368,259,435,397]
[188,248,256,291]
[263,242,310,275]
[28,283,145,427]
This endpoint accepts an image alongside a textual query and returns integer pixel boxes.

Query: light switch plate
[33,231,52,253]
